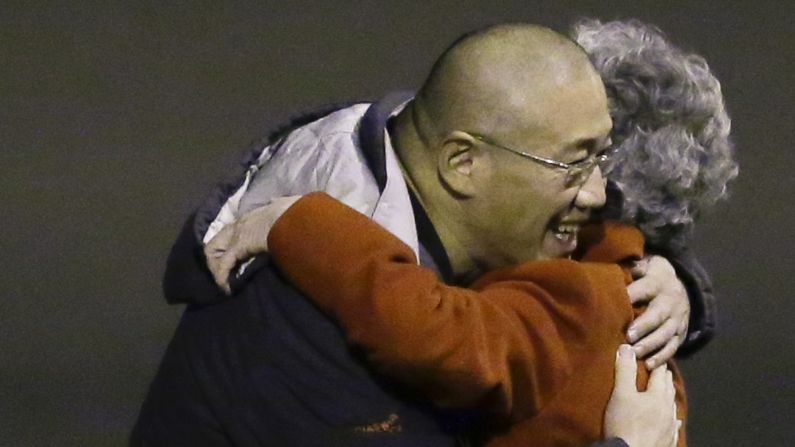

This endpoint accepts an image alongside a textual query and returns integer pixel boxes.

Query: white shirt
[204,102,420,259]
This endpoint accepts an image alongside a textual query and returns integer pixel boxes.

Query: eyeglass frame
[465,131,615,187]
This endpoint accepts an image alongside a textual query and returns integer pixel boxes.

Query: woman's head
[572,19,738,249]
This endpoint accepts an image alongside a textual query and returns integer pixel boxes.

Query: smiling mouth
[542,219,584,258]
[552,222,580,242]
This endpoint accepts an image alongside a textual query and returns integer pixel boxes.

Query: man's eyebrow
[566,137,599,152]
[568,135,612,152]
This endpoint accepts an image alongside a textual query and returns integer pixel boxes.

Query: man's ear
[436,132,483,198]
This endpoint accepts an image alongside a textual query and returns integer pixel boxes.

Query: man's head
[394,24,612,278]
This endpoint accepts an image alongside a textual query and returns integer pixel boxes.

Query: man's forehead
[544,96,612,155]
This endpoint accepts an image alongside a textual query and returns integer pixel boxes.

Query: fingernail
[619,344,634,359]
[627,328,637,342]
[646,359,655,369]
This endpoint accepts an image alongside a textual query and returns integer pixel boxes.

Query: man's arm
[653,246,716,357]
[162,213,225,305]
[618,249,714,368]
[601,182,716,361]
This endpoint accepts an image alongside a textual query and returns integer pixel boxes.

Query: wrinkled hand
[204,196,302,294]
[604,345,681,447]
[627,255,690,369]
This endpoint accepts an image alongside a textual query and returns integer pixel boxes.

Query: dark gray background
[2,1,793,445]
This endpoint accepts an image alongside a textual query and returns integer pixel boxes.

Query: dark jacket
[132,97,473,446]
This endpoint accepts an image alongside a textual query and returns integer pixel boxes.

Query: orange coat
[268,192,686,446]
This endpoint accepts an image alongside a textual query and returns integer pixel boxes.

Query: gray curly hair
[571,19,738,250]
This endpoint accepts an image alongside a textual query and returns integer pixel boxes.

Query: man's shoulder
[287,103,371,142]
[268,102,372,169]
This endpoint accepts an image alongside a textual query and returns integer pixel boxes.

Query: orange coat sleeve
[268,193,643,422]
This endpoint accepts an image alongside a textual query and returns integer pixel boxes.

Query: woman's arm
[259,193,643,422]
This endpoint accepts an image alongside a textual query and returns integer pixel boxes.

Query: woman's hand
[204,196,302,294]
[603,345,681,447]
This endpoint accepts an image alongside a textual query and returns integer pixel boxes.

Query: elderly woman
[204,20,737,447]
[576,19,737,252]
[578,18,738,364]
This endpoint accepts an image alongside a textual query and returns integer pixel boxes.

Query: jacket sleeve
[268,193,642,422]
[162,213,226,305]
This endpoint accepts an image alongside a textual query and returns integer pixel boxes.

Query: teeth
[554,232,572,241]
[554,224,580,234]
[552,223,580,242]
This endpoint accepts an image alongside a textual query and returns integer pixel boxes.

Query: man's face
[469,75,612,267]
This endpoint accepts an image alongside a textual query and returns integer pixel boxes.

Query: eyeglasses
[467,132,614,187]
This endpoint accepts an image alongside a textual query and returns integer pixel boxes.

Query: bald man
[386,25,611,279]
[133,24,700,447]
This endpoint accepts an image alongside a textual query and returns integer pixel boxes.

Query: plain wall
[2,1,793,445]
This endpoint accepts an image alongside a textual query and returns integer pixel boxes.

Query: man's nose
[574,165,607,210]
